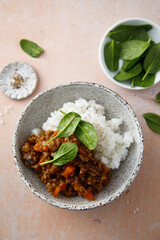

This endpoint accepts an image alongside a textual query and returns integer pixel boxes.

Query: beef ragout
[21,129,110,201]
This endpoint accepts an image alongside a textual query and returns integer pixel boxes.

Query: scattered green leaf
[156,92,160,103]
[20,39,43,58]
[143,113,160,134]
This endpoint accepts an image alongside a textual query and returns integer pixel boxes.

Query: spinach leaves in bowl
[99,18,160,90]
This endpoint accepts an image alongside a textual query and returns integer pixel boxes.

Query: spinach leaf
[122,40,155,72]
[120,39,151,60]
[129,28,149,41]
[20,39,43,58]
[143,43,160,80]
[145,40,156,53]
[40,142,78,166]
[133,72,155,87]
[143,113,160,134]
[104,40,121,71]
[43,112,81,145]
[107,24,152,42]
[114,63,142,81]
[59,110,98,150]
[156,92,160,103]
[56,112,81,138]
[75,120,97,150]
[131,79,135,88]
[122,57,140,71]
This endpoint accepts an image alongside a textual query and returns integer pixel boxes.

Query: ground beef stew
[21,129,110,201]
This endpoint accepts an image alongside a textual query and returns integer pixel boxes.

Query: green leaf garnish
[43,112,81,145]
[59,110,97,150]
[40,142,78,166]
[75,120,97,150]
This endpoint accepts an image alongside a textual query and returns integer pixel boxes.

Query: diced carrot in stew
[35,156,46,169]
[33,141,49,152]
[50,130,58,139]
[83,190,94,201]
[53,186,61,197]
[73,185,79,192]
[62,166,75,178]
[60,183,67,191]
[103,164,110,173]
[73,184,94,201]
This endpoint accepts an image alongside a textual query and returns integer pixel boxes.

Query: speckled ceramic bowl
[13,82,144,210]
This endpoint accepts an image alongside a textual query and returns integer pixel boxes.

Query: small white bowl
[0,62,38,99]
[99,18,160,90]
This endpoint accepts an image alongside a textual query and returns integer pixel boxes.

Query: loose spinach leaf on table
[41,142,78,166]
[132,72,155,87]
[20,39,43,58]
[114,62,142,81]
[120,38,151,60]
[156,92,160,103]
[43,112,81,145]
[75,120,97,150]
[143,113,160,134]
[129,28,149,41]
[104,40,121,71]
[142,43,160,80]
[107,24,152,42]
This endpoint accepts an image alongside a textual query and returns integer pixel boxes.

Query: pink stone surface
[0,1,160,239]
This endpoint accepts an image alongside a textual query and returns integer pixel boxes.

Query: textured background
[0,1,160,239]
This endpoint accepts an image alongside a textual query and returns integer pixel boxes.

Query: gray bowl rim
[99,17,160,90]
[12,82,144,210]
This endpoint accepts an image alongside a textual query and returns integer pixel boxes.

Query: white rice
[40,98,133,169]
[31,128,41,136]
